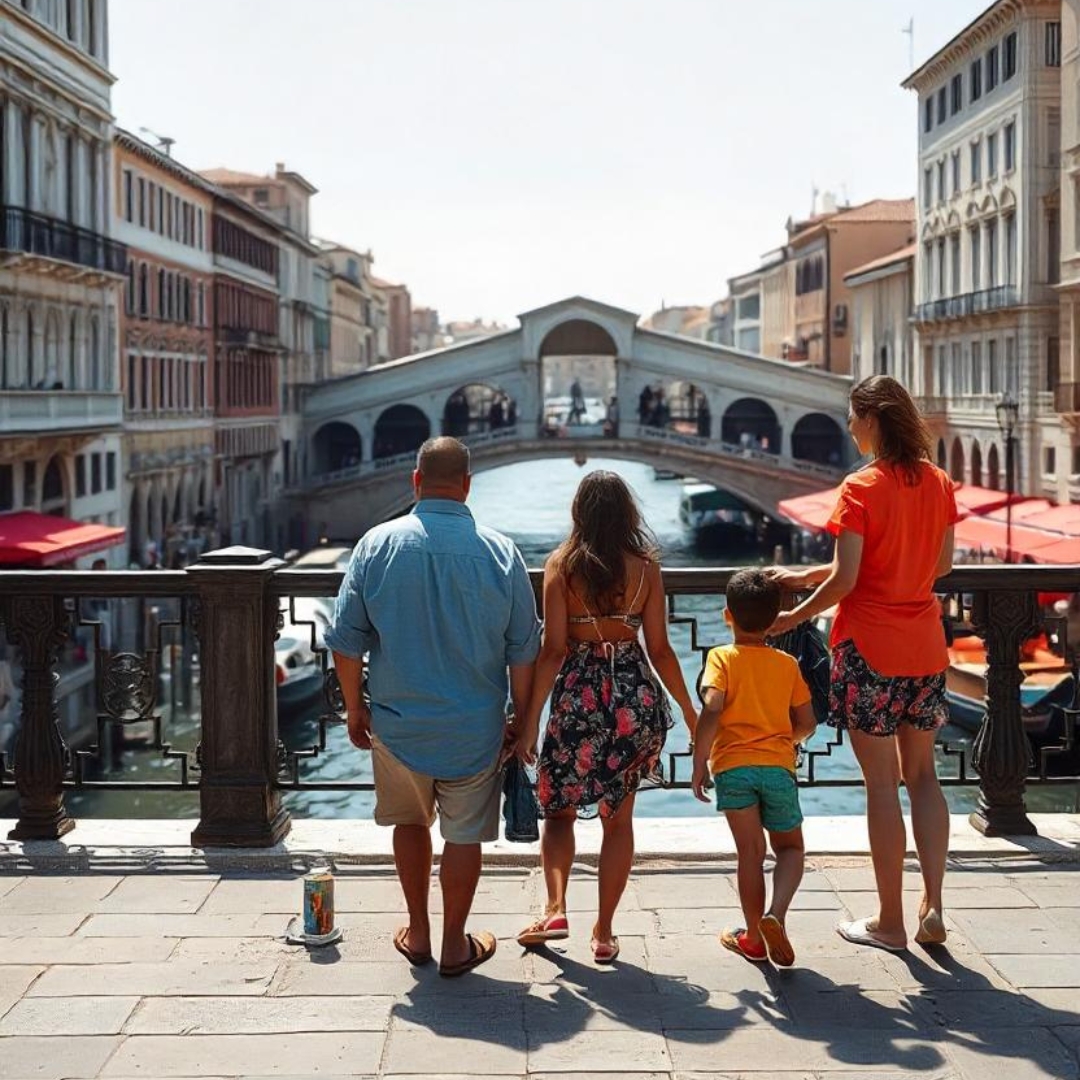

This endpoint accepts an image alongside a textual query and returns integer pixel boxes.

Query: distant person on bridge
[327,436,541,977]
[769,375,957,953]
[515,471,698,964]
[569,378,587,424]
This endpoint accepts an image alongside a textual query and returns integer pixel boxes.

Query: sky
[109,0,990,324]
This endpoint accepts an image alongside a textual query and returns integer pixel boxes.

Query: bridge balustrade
[1,555,1076,844]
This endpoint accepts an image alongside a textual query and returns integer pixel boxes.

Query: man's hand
[501,721,538,767]
[691,759,713,803]
[346,704,372,750]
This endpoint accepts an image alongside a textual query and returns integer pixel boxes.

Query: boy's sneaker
[719,927,768,962]
[758,913,795,967]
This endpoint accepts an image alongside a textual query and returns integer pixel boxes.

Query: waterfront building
[114,131,214,566]
[905,0,1062,492]
[0,0,126,562]
[318,242,375,376]
[410,306,444,353]
[640,304,712,340]
[370,276,412,361]
[845,245,916,386]
[443,317,507,345]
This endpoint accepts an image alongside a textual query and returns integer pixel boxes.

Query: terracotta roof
[199,168,268,186]
[844,242,917,281]
[832,198,915,225]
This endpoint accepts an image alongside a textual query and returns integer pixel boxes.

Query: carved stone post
[188,546,290,847]
[969,589,1038,836]
[0,595,75,840]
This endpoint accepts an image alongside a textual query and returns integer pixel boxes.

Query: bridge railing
[1,553,1077,844]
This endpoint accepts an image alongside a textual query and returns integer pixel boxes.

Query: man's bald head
[414,437,471,499]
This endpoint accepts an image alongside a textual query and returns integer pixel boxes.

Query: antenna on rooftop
[139,126,175,157]
[902,18,915,71]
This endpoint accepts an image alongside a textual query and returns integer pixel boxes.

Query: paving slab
[78,912,269,938]
[0,1034,123,1079]
[29,961,277,997]
[382,1027,527,1075]
[0,936,178,965]
[0,995,139,1035]
[95,875,218,914]
[526,1028,672,1073]
[0,875,121,913]
[100,1032,386,1077]
[942,1026,1080,1079]
[126,995,394,1034]
[984,953,1080,988]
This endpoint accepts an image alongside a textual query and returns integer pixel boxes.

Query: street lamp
[995,391,1020,564]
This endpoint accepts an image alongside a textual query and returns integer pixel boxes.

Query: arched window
[197,282,205,327]
[139,264,149,317]
[126,260,136,315]
[157,268,166,319]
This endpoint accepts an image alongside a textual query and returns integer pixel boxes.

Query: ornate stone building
[0,0,126,561]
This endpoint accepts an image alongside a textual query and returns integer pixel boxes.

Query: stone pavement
[1,841,1080,1079]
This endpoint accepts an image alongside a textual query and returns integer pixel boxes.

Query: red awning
[953,515,1072,560]
[952,483,1031,518]
[1029,536,1080,565]
[989,501,1080,534]
[0,511,126,568]
[777,486,843,531]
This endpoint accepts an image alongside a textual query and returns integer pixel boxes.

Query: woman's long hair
[850,375,933,485]
[555,471,658,610]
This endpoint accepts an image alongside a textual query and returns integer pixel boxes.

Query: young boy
[692,568,817,966]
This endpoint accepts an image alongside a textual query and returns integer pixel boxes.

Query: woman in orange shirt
[771,375,957,952]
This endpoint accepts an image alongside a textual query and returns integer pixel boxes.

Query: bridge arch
[539,319,619,358]
[791,413,845,466]
[722,398,780,454]
[443,383,516,437]
[374,404,431,460]
[312,421,363,474]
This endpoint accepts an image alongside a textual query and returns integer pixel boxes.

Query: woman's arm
[770,530,865,637]
[518,558,569,744]
[641,560,698,735]
[767,563,832,590]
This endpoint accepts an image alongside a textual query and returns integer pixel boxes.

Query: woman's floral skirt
[537,640,673,819]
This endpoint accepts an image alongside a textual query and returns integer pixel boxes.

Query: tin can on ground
[303,869,335,938]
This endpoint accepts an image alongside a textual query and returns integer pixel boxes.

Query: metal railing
[1,205,127,276]
[1,554,1078,844]
[915,286,1021,323]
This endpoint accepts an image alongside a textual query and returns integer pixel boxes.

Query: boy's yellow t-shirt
[701,643,811,775]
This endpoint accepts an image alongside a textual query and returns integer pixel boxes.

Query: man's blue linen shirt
[325,499,541,778]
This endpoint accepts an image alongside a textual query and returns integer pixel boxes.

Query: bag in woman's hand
[502,758,540,843]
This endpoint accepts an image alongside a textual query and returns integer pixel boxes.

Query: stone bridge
[291,297,854,537]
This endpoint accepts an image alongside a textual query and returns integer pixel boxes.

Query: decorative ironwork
[100,654,157,721]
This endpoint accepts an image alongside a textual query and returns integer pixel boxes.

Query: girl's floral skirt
[537,640,672,819]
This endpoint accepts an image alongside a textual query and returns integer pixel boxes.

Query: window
[23,461,36,507]
[1045,447,1057,475]
[988,338,1000,393]
[1004,31,1018,80]
[137,178,146,226]
[1048,207,1060,284]
[923,167,933,208]
[924,97,933,133]
[951,73,963,115]
[148,182,156,231]
[1005,214,1017,286]
[937,159,946,203]
[254,187,269,206]
[127,354,136,411]
[158,187,165,234]
[1048,336,1061,391]
[90,453,102,495]
[0,464,12,513]
[1006,337,1018,394]
[972,340,983,394]
[951,233,961,295]
[937,239,946,298]
[987,45,1000,91]
[123,170,133,222]
[971,139,982,184]
[1047,21,1062,67]
[1048,107,1061,168]
[139,264,149,317]
[987,219,999,286]
[988,131,998,178]
[971,57,983,101]
[952,151,961,196]
[937,86,947,125]
[1004,121,1015,171]
[125,260,135,315]
[75,455,86,497]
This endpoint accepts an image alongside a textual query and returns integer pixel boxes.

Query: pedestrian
[638,385,654,426]
[515,470,698,963]
[569,378,586,424]
[327,436,541,976]
[770,375,957,951]
[604,395,619,438]
[691,568,816,965]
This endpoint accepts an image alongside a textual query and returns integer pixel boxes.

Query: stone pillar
[188,546,290,847]
[3,100,25,207]
[969,588,1038,836]
[27,114,42,213]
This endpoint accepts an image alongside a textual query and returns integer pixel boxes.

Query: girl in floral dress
[516,471,698,963]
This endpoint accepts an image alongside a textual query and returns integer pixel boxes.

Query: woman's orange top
[828,460,959,677]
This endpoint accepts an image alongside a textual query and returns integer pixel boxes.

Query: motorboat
[275,590,336,721]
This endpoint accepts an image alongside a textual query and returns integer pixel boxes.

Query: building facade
[906,0,1062,492]
[845,245,916,385]
[114,131,215,566]
[318,242,375,376]
[410,306,443,353]
[370,276,412,361]
[0,0,126,561]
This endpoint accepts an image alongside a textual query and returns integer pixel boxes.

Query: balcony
[1,205,127,277]
[914,286,1021,324]
[0,390,123,435]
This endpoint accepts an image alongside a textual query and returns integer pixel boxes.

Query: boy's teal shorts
[714,765,803,833]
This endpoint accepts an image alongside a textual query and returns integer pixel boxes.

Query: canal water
[64,456,1079,821]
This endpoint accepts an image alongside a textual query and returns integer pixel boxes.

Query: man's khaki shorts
[370,735,502,844]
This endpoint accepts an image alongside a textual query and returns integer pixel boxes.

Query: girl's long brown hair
[554,471,658,610]
[850,375,933,485]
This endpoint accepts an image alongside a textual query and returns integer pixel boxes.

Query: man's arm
[332,651,371,750]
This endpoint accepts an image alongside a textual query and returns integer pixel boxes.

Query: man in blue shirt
[327,436,540,977]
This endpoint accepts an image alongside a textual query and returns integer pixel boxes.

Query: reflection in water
[64,458,1079,820]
